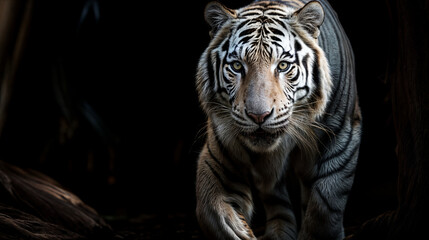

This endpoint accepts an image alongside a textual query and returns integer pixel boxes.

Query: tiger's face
[224,13,313,151]
[197,1,331,153]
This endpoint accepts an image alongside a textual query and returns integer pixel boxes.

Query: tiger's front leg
[196,144,256,240]
[258,184,298,240]
[298,118,361,240]
[251,151,298,240]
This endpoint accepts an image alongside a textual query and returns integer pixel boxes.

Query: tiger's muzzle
[238,107,289,152]
[245,108,273,125]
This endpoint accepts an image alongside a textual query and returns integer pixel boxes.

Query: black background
[0,0,398,235]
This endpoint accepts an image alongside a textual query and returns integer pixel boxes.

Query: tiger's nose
[245,109,273,124]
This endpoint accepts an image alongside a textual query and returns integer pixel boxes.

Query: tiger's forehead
[237,1,297,19]
[227,2,299,63]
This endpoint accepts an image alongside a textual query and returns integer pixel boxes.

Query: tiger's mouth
[247,128,276,139]
[240,127,283,146]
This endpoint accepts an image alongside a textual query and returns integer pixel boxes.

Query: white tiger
[195,1,361,239]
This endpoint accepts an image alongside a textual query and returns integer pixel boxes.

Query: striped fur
[196,1,361,239]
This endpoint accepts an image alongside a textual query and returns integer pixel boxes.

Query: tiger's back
[195,1,361,239]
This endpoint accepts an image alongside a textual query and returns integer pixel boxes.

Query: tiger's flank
[195,0,361,239]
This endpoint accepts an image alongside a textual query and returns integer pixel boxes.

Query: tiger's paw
[258,234,295,240]
[257,230,296,240]
[222,211,256,240]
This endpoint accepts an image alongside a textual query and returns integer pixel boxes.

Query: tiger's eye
[277,61,289,71]
[232,61,243,72]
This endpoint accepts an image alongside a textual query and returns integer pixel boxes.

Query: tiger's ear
[293,1,325,38]
[205,2,237,38]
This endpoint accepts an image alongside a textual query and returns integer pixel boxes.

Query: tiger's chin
[239,128,285,153]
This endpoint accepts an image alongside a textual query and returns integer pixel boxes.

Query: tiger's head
[197,1,332,153]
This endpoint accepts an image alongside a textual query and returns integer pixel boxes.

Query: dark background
[0,0,398,238]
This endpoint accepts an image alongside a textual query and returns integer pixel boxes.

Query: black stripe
[272,18,287,30]
[239,12,261,17]
[308,55,322,110]
[210,121,245,174]
[318,142,360,179]
[206,52,215,90]
[241,6,264,12]
[215,54,222,90]
[204,159,224,187]
[280,49,292,58]
[239,36,253,44]
[335,76,353,117]
[289,69,300,82]
[239,28,257,38]
[323,78,352,136]
[221,38,230,52]
[264,11,287,17]
[294,39,302,52]
[268,27,285,36]
[268,117,289,128]
[312,53,321,91]
[236,19,251,31]
[222,72,233,85]
[270,35,282,42]
[343,161,357,180]
[301,54,310,82]
[273,108,290,120]
[229,92,236,105]
[315,186,342,213]
[272,41,284,50]
[320,126,354,163]
[259,16,275,24]
[285,91,294,102]
[232,111,246,121]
